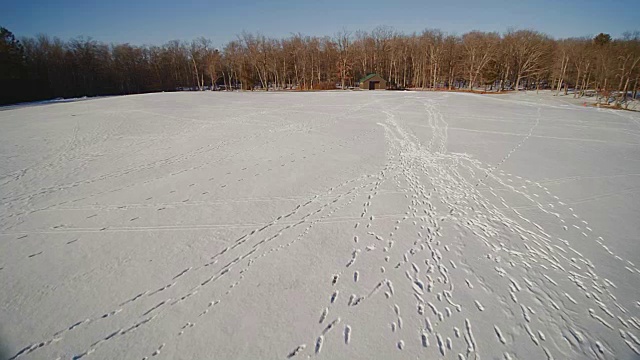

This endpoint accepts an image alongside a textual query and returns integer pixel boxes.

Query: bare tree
[335,30,353,89]
[504,30,553,91]
[189,38,205,90]
[463,31,499,90]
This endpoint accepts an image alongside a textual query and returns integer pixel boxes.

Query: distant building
[359,74,387,90]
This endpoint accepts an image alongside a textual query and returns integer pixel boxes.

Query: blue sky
[1,0,638,46]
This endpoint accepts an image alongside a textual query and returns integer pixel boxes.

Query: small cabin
[359,74,387,90]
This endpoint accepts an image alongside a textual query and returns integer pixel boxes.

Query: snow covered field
[1,91,639,360]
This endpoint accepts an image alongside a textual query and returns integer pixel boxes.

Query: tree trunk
[222,70,228,90]
[583,71,592,98]
[556,56,567,96]
[573,68,581,98]
[621,77,630,108]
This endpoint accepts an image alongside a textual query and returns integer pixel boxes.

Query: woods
[1,26,639,106]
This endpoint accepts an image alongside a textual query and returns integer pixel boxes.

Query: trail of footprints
[8,170,381,360]
[287,97,639,359]
[140,174,383,359]
[288,163,399,357]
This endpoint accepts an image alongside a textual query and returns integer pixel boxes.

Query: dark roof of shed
[360,73,384,82]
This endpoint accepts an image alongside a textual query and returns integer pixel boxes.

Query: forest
[1,26,639,106]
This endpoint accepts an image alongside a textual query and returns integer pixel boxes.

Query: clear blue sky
[2,0,638,46]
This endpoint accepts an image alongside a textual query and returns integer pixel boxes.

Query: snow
[1,90,639,359]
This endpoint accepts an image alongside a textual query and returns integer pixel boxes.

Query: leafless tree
[335,30,353,89]
[463,31,499,90]
[504,30,553,91]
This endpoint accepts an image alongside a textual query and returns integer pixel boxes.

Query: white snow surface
[1,91,640,359]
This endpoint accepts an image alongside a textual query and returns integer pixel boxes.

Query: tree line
[1,26,639,106]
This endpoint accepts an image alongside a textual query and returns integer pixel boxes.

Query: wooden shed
[359,74,387,90]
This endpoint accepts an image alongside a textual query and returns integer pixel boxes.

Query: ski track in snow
[0,91,639,360]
